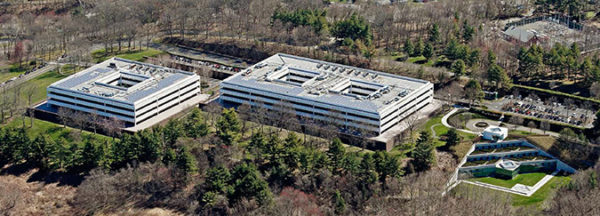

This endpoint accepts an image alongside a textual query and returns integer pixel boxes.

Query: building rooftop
[484,126,508,134]
[223,53,431,113]
[496,159,520,171]
[49,57,197,104]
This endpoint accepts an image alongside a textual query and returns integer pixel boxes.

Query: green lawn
[0,62,36,83]
[407,56,426,63]
[92,48,164,62]
[12,69,74,105]
[470,172,548,188]
[456,175,570,207]
[512,176,570,206]
[4,118,110,142]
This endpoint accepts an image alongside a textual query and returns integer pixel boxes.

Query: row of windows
[381,91,431,127]
[136,91,199,124]
[137,85,199,118]
[380,101,430,134]
[49,90,134,112]
[380,88,431,122]
[49,97,135,120]
[222,93,380,130]
[136,80,198,111]
[221,87,380,121]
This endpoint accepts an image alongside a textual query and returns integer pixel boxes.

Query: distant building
[482,126,508,141]
[220,53,434,136]
[47,57,201,127]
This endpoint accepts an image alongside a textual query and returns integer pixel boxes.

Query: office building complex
[47,57,201,127]
[220,53,433,135]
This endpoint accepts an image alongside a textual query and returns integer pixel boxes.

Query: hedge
[513,84,600,107]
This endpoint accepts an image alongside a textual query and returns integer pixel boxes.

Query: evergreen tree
[462,20,474,42]
[138,130,160,163]
[464,79,484,106]
[423,43,434,60]
[413,38,424,57]
[488,64,511,90]
[163,119,183,146]
[216,108,241,146]
[229,163,272,205]
[29,135,57,170]
[162,148,176,165]
[78,139,103,172]
[334,190,346,215]
[445,128,460,148]
[206,165,231,193]
[487,50,497,66]
[327,138,345,172]
[451,59,466,77]
[248,131,267,158]
[403,39,414,56]
[184,108,209,138]
[330,13,372,45]
[429,23,440,43]
[373,151,401,189]
[175,146,197,174]
[411,131,436,172]
[445,39,458,59]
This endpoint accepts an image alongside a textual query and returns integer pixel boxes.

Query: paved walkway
[440,107,480,135]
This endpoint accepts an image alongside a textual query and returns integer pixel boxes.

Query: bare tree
[24,85,37,127]
[204,102,222,128]
[89,109,100,134]
[508,115,524,130]
[403,111,421,142]
[540,120,551,135]
[57,107,72,128]
[590,82,600,99]
[237,102,251,137]
[73,111,88,132]
[527,121,537,133]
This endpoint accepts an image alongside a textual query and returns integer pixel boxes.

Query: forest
[2,0,600,215]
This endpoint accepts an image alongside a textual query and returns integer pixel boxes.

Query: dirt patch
[0,168,76,216]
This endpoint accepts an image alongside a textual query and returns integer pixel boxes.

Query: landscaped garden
[91,47,164,63]
[469,172,548,188]
[471,145,534,155]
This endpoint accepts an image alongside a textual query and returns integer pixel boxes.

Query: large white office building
[47,57,201,127]
[220,53,433,135]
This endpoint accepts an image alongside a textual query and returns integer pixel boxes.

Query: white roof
[49,57,197,104]
[222,53,431,113]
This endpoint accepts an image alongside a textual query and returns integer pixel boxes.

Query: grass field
[92,47,164,62]
[470,172,548,188]
[457,175,571,207]
[421,113,477,148]
[11,68,74,105]
[0,62,36,83]
[527,136,557,151]
[512,175,570,206]
[4,118,110,142]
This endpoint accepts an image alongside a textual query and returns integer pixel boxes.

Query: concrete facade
[220,53,434,135]
[47,57,201,126]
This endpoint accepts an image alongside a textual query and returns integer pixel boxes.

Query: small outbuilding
[482,126,508,141]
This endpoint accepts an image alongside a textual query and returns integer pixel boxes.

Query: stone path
[440,107,480,135]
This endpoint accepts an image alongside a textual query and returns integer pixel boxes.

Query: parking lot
[486,95,596,128]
